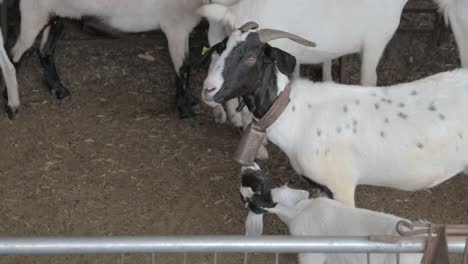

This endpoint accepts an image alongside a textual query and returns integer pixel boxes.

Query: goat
[203,23,468,207]
[435,0,468,67]
[240,165,422,264]
[198,0,408,128]
[0,1,19,118]
[11,0,211,118]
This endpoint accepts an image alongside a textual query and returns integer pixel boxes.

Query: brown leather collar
[253,82,292,132]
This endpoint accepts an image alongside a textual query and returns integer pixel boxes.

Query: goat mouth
[213,93,226,104]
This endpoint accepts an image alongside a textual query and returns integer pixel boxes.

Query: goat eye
[246,57,257,65]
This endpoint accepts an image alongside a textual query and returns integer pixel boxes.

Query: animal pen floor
[0,1,467,263]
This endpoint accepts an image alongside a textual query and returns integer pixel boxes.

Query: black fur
[196,37,228,67]
[301,175,334,199]
[212,33,296,119]
[39,18,70,100]
[241,168,276,214]
[176,56,200,119]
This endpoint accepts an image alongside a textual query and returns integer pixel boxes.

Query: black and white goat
[198,0,408,128]
[240,165,422,264]
[435,0,468,67]
[11,0,211,118]
[203,23,468,207]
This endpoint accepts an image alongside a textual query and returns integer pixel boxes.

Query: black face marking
[241,169,276,214]
[214,33,296,118]
[439,113,446,120]
[399,102,405,108]
[384,117,390,124]
[380,131,385,138]
[428,103,437,112]
[374,103,380,110]
[343,105,348,113]
[398,112,408,119]
[317,129,322,137]
[411,90,418,96]
[417,143,424,149]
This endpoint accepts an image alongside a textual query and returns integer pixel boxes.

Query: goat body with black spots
[204,27,468,207]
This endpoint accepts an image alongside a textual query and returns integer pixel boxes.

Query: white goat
[11,0,211,118]
[198,0,408,128]
[435,0,468,68]
[203,25,468,207]
[245,183,422,263]
[0,1,19,118]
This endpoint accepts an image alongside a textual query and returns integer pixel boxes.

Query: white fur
[267,186,422,264]
[263,69,468,206]
[207,32,468,206]
[434,0,468,68]
[199,0,407,140]
[11,0,207,76]
[199,0,407,86]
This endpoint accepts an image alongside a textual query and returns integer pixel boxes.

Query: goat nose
[204,82,217,93]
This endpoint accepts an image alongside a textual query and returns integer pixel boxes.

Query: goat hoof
[50,84,70,100]
[177,102,196,119]
[5,105,19,120]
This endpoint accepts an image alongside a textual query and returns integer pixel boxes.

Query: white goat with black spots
[11,0,213,118]
[435,0,468,67]
[240,166,422,264]
[198,0,407,127]
[203,24,468,207]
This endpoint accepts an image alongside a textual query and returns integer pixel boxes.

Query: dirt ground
[0,0,467,263]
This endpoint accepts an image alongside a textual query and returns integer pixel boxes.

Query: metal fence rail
[0,236,466,255]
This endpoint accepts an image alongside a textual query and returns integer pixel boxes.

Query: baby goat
[11,0,209,118]
[203,23,468,207]
[240,165,422,264]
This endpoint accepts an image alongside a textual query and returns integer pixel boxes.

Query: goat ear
[264,44,296,78]
[245,211,264,236]
[271,186,309,207]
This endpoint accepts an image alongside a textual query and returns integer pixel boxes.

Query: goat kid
[203,23,468,207]
[240,165,423,264]
[11,0,211,118]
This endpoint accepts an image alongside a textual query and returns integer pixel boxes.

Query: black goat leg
[39,18,70,100]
